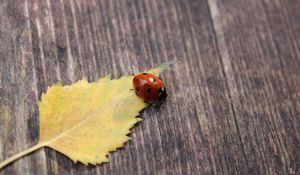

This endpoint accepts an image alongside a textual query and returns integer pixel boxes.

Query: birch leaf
[0,63,171,169]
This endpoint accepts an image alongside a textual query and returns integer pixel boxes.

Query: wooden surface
[0,0,299,174]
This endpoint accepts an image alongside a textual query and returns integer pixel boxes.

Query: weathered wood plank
[0,0,299,174]
[208,0,300,174]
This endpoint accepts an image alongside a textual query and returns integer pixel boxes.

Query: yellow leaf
[0,63,172,169]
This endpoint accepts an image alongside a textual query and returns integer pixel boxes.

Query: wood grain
[0,0,299,174]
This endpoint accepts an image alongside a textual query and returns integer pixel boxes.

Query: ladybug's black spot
[147,87,152,93]
[153,78,156,82]
[143,73,147,75]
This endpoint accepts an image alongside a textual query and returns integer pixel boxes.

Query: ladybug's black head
[158,87,168,103]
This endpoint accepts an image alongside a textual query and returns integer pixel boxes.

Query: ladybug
[133,73,167,104]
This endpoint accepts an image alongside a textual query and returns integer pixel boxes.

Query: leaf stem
[0,142,46,170]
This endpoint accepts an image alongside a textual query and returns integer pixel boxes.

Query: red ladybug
[133,73,167,103]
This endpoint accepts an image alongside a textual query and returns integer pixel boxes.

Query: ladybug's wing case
[133,76,150,100]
